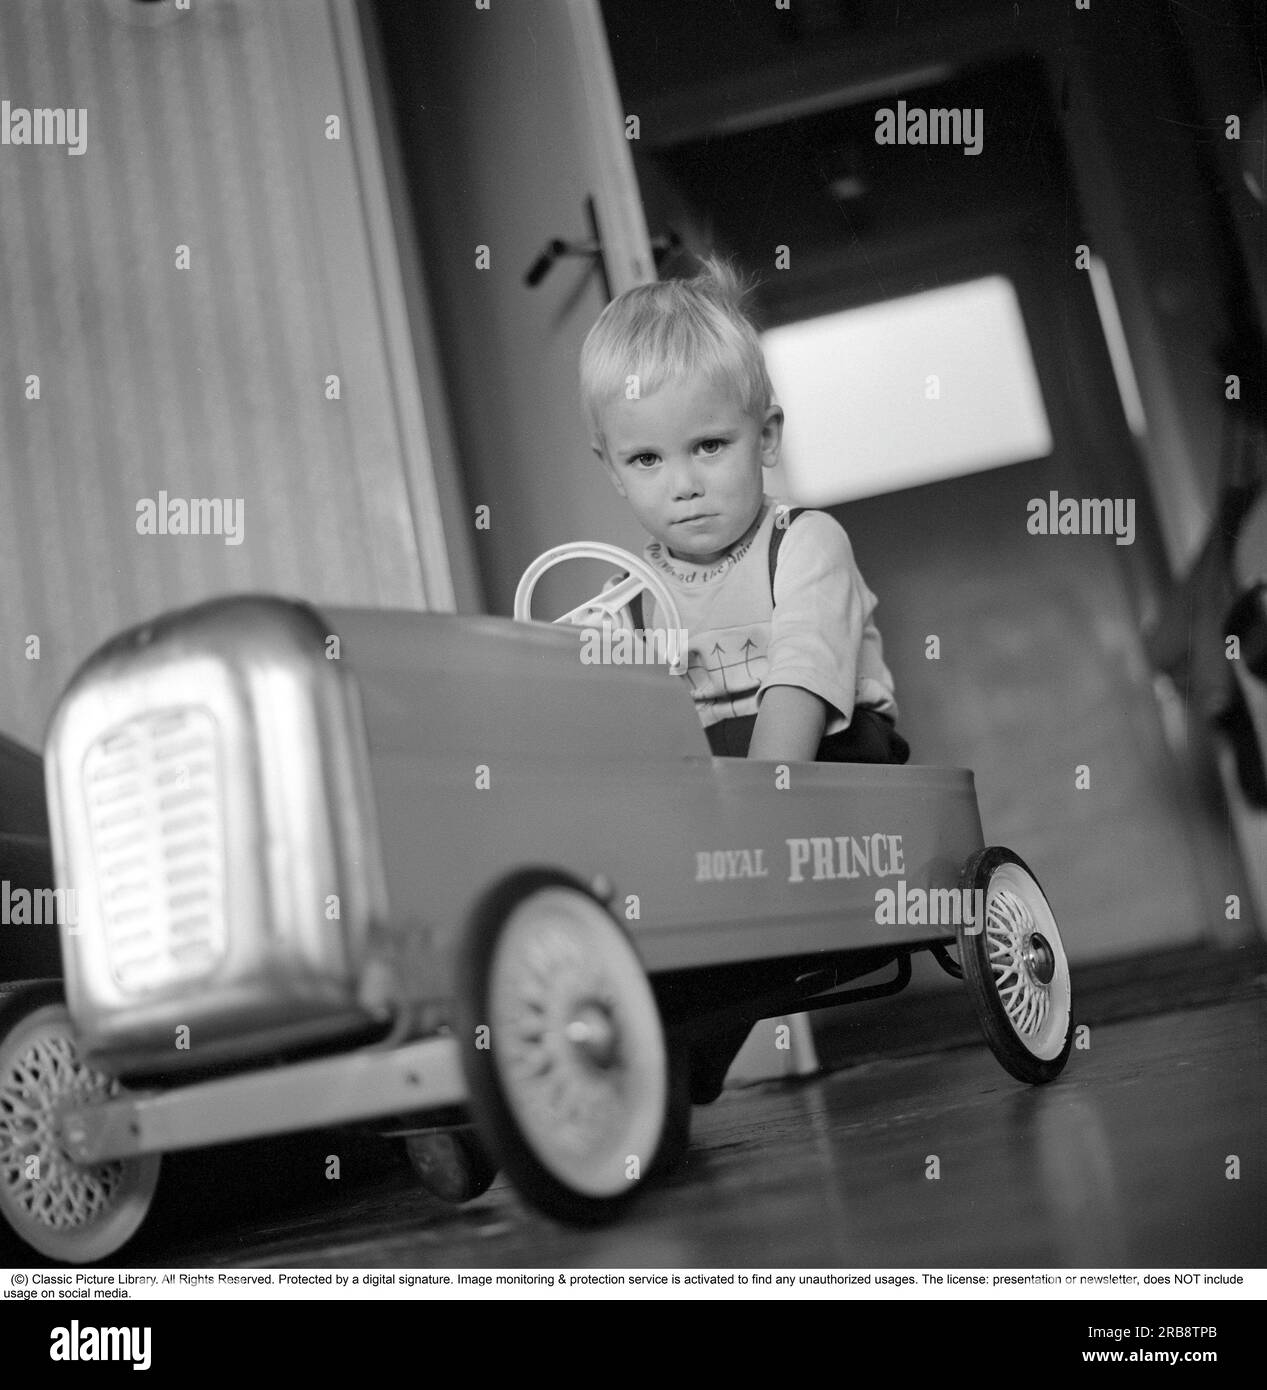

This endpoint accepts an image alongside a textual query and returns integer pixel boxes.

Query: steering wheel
[513,542,688,675]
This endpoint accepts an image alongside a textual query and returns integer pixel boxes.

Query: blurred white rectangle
[763,276,1053,504]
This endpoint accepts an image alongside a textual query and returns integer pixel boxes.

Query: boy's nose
[669,458,704,499]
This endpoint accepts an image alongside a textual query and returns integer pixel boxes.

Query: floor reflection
[149,999,1263,1269]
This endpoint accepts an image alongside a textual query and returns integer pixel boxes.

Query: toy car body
[0,591,1072,1262]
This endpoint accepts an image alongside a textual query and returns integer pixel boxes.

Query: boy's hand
[747,685,829,763]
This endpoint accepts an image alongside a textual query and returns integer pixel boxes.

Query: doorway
[611,46,1256,960]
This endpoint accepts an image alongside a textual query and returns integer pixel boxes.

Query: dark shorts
[704,705,910,764]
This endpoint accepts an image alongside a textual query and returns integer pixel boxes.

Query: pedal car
[0,543,1072,1262]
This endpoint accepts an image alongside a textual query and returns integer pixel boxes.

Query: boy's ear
[594,441,627,497]
[760,404,784,469]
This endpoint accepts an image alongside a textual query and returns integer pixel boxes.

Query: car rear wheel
[457,871,682,1224]
[0,983,161,1263]
[403,1127,498,1204]
[956,847,1073,1084]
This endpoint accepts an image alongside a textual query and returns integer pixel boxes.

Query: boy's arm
[748,684,829,762]
[753,510,882,761]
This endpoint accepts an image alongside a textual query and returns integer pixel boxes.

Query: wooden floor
[118,994,1266,1270]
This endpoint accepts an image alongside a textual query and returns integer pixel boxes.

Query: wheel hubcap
[1023,932,1056,985]
[487,888,667,1197]
[497,938,624,1154]
[985,887,1052,1040]
[979,862,1072,1062]
[564,1003,618,1069]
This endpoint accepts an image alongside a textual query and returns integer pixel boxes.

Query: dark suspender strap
[768,507,806,600]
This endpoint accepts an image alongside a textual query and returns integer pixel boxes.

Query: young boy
[580,261,909,1104]
[579,258,909,767]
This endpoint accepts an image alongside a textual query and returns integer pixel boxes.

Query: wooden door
[370,0,656,618]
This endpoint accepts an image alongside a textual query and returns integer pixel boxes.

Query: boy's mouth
[674,513,716,525]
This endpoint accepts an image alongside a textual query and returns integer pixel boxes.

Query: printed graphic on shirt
[682,621,770,722]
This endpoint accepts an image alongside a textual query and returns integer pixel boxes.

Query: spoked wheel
[403,1127,498,1204]
[0,984,161,1262]
[457,871,685,1224]
[957,848,1073,1084]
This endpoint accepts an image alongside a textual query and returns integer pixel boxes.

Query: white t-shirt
[636,496,899,733]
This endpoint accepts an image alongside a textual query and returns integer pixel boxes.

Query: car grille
[82,707,227,994]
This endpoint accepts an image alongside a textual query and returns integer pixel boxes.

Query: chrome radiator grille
[81,708,227,994]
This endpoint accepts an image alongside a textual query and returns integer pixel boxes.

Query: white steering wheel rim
[513,542,687,676]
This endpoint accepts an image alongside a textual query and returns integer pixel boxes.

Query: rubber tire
[957,847,1074,1085]
[0,983,162,1263]
[456,869,673,1226]
[404,1127,498,1204]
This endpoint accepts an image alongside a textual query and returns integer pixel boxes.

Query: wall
[0,0,464,750]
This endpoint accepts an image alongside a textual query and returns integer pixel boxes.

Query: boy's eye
[696,438,726,456]
[630,453,659,468]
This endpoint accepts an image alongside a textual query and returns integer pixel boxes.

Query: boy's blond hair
[579,257,774,449]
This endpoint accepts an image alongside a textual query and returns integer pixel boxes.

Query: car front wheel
[0,984,161,1263]
[457,871,681,1224]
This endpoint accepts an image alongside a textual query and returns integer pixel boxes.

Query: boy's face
[595,373,783,565]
